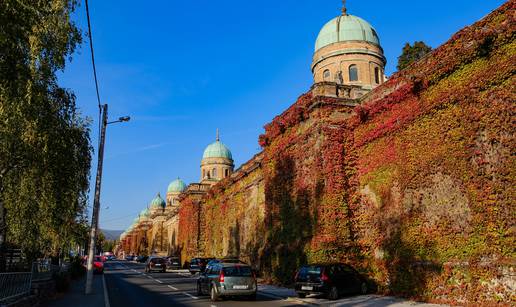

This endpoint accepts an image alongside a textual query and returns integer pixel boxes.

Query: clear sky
[58,0,506,231]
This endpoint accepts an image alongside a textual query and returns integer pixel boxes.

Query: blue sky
[59,0,506,231]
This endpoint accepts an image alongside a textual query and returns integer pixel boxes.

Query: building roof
[167,178,187,193]
[202,140,233,160]
[140,208,150,218]
[315,14,381,51]
[150,193,166,209]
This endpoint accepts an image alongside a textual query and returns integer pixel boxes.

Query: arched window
[212,168,217,178]
[349,65,358,82]
[225,169,229,177]
[374,67,381,84]
[323,69,331,81]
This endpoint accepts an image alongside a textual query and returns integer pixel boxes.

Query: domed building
[312,3,386,91]
[166,178,187,207]
[200,130,234,184]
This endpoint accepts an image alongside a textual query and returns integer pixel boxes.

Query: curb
[257,286,320,306]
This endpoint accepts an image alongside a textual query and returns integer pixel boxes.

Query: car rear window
[151,258,164,263]
[94,256,102,262]
[223,266,252,277]
[298,266,322,277]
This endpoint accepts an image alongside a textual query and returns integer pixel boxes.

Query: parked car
[166,257,181,269]
[136,255,149,263]
[189,257,214,274]
[82,256,104,274]
[294,263,368,300]
[197,263,257,301]
[145,257,167,273]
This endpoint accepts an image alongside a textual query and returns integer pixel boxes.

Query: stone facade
[312,40,386,89]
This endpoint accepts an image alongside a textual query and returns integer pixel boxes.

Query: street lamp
[107,116,131,125]
[85,104,130,294]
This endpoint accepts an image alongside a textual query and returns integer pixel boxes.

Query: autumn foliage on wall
[344,2,515,303]
[177,2,515,304]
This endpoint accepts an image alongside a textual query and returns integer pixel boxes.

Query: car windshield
[298,266,322,277]
[223,266,252,277]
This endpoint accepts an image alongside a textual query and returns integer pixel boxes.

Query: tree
[0,0,91,270]
[397,41,433,71]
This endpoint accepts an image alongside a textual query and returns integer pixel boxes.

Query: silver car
[197,263,257,301]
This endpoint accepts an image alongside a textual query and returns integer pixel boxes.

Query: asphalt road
[104,261,304,307]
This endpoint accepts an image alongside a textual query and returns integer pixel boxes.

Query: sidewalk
[42,274,107,307]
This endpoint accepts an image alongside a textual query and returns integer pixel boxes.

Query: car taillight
[321,271,329,282]
[219,271,225,283]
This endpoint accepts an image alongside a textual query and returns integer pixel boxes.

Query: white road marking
[102,274,111,307]
[147,276,153,279]
[168,285,179,291]
[155,279,163,284]
[182,292,199,300]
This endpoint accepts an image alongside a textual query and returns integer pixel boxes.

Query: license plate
[233,285,248,290]
[155,264,161,266]
[301,286,313,291]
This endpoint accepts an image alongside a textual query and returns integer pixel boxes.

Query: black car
[145,257,167,273]
[136,255,149,263]
[294,263,368,300]
[166,256,181,269]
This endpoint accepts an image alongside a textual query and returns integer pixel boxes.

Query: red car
[93,256,104,274]
[82,256,104,274]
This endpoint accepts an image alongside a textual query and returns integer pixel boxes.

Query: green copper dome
[150,193,166,209]
[140,208,150,218]
[202,141,232,160]
[167,178,187,193]
[315,14,381,51]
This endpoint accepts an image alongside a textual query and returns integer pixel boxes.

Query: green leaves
[0,0,91,263]
[397,41,432,71]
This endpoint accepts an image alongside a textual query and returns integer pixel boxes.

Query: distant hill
[101,229,123,241]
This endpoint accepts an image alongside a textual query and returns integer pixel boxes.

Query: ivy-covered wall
[178,2,515,304]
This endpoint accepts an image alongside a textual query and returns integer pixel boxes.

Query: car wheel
[297,292,306,298]
[196,282,202,296]
[328,286,339,300]
[360,282,367,294]
[210,286,219,301]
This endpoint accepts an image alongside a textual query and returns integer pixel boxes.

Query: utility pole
[85,104,108,294]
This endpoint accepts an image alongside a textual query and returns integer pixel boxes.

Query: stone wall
[177,2,515,304]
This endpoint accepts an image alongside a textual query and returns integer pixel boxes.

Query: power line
[84,0,102,109]
[84,0,103,148]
